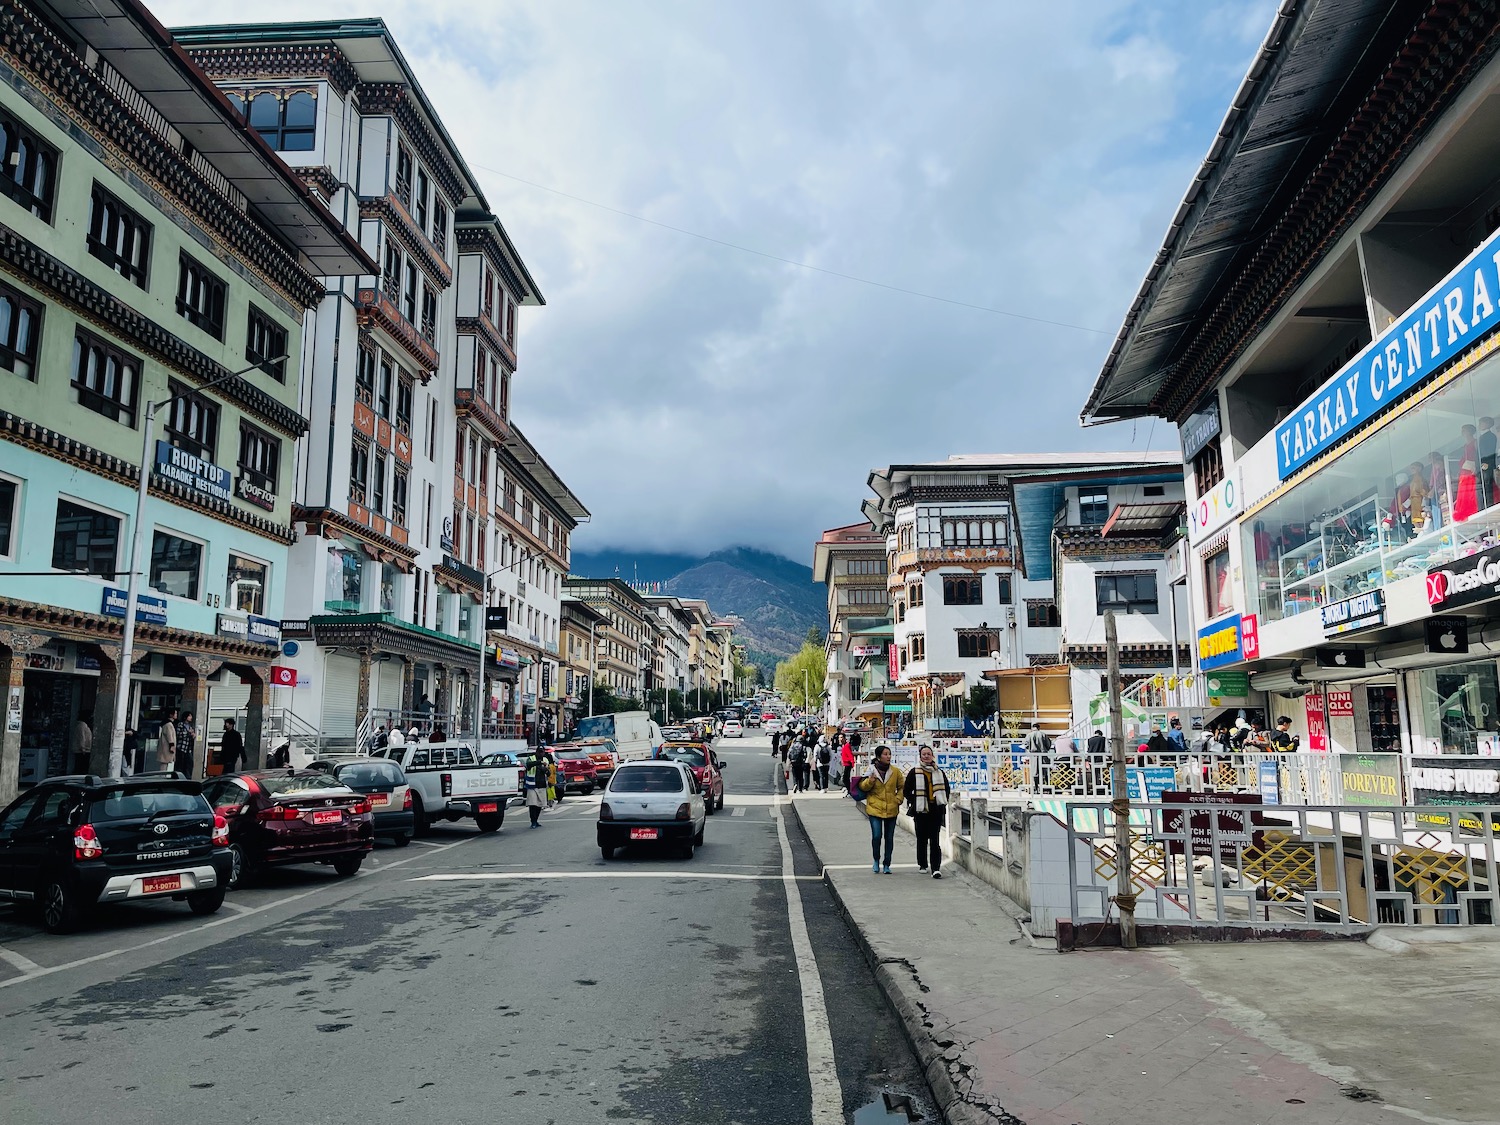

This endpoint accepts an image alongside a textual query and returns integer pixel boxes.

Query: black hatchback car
[0,774,231,933]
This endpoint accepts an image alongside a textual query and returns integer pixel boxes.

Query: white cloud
[156,0,1275,558]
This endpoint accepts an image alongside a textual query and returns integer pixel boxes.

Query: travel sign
[1275,223,1500,478]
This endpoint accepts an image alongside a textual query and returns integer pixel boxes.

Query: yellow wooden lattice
[1049,764,1077,790]
[1391,847,1468,905]
[1240,830,1317,899]
[1213,762,1239,789]
[1092,838,1167,894]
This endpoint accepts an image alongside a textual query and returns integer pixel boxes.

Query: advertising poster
[1161,791,1262,862]
[936,751,989,795]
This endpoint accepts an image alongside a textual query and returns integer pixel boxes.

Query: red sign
[1305,696,1327,752]
[1240,614,1259,661]
[889,642,901,682]
[1327,688,1354,718]
[269,666,297,687]
[1161,791,1262,862]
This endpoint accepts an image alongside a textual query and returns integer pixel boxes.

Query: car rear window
[556,750,590,760]
[91,785,207,822]
[610,766,685,793]
[336,762,405,788]
[662,747,706,767]
[258,774,351,797]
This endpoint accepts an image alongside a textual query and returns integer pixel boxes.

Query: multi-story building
[812,523,890,727]
[865,454,1187,735]
[0,3,369,795]
[644,594,694,702]
[1084,3,1500,763]
[175,20,548,747]
[563,576,654,703]
[560,595,607,731]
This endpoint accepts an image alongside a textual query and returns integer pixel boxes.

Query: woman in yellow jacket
[859,745,905,874]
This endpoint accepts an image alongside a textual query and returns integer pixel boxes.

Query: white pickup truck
[371,741,522,834]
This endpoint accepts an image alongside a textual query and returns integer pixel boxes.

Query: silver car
[597,761,706,860]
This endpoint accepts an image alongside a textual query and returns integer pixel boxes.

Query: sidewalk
[788,790,1495,1125]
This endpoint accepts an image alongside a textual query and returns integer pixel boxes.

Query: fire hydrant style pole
[1106,611,1137,949]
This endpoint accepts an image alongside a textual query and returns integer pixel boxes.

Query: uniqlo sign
[1240,614,1259,661]
[269,666,297,687]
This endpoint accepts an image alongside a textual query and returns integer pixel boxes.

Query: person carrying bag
[859,745,905,874]
[902,745,951,878]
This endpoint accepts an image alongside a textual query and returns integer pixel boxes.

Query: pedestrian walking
[816,738,832,792]
[1023,722,1051,755]
[771,730,782,759]
[859,746,904,874]
[903,745,951,878]
[217,718,246,773]
[156,708,178,772]
[788,739,808,792]
[1086,728,1106,755]
[839,737,855,795]
[851,730,863,756]
[525,752,548,828]
[176,711,196,777]
[122,726,140,776]
[72,717,92,773]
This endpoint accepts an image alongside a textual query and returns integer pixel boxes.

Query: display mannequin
[1480,416,1498,509]
[1390,470,1414,540]
[1454,424,1481,523]
[1408,461,1429,534]
[1428,451,1448,529]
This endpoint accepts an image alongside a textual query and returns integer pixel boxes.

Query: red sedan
[551,748,600,795]
[201,770,374,889]
[657,742,725,813]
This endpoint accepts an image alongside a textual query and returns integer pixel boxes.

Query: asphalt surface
[0,730,936,1124]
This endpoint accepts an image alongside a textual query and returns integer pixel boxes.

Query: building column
[355,647,373,735]
[400,658,415,721]
[88,643,124,777]
[243,668,267,770]
[0,629,48,804]
[183,657,223,780]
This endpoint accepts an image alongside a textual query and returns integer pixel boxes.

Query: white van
[573,711,662,763]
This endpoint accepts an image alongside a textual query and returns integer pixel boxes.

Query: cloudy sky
[160,0,1275,560]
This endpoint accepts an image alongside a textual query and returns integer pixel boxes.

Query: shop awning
[1101,501,1184,538]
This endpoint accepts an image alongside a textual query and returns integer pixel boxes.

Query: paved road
[0,731,935,1124]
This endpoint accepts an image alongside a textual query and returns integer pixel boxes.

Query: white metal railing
[995,749,1349,803]
[1058,800,1499,931]
[1055,671,1209,752]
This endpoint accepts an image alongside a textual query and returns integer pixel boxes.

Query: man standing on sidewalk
[902,745,951,878]
[859,745,904,873]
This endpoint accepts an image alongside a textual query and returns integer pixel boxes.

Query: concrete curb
[786,798,1020,1125]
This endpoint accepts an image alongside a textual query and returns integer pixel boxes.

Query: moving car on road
[597,761,706,860]
[370,742,522,834]
[551,748,600,794]
[722,719,744,738]
[201,770,373,889]
[763,716,783,734]
[657,742,725,812]
[310,757,415,846]
[0,774,231,933]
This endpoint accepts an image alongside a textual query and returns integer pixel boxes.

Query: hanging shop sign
[235,475,275,511]
[1161,791,1263,863]
[888,643,901,682]
[440,517,455,554]
[155,441,232,502]
[1321,590,1385,636]
[1326,688,1354,717]
[1305,696,1328,752]
[101,586,168,626]
[1275,224,1500,479]
[1187,469,1241,544]
[1410,757,1500,835]
[850,644,885,658]
[1339,753,1403,807]
[1205,670,1249,697]
[1427,551,1500,612]
[495,647,520,669]
[1240,614,1260,661]
[1196,614,1243,671]
[1179,397,1222,461]
[1314,646,1366,669]
[279,619,311,638]
[1424,616,1470,655]
[269,666,298,687]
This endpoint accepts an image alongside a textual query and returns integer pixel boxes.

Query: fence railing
[1057,800,1499,931]
[994,749,1349,803]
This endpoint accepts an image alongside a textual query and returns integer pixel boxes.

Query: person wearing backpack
[788,739,808,792]
[816,738,832,791]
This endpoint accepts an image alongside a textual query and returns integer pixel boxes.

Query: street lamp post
[109,356,286,779]
[475,550,531,749]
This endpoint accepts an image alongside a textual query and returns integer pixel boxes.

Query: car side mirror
[715,759,726,769]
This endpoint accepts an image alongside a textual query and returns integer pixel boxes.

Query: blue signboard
[1127,766,1176,801]
[1275,224,1500,478]
[1258,760,1281,805]
[1197,614,1243,671]
[155,440,232,501]
[101,587,168,626]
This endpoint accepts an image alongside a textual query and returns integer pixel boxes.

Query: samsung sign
[1275,225,1500,479]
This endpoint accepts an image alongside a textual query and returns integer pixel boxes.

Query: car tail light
[73,823,103,860]
[349,799,372,816]
[441,772,452,798]
[403,789,413,810]
[257,804,302,821]
[211,814,229,846]
[675,803,691,821]
[599,802,613,820]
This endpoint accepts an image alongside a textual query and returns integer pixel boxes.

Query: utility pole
[1106,611,1137,949]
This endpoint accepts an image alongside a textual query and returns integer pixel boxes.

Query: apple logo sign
[1333,651,1349,666]
[1441,629,1459,650]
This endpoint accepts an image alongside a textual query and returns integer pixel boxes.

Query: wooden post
[1107,611,1137,949]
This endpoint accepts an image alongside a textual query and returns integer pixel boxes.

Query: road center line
[413,871,820,882]
[773,758,845,1124]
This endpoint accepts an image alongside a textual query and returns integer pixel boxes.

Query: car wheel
[40,879,83,934]
[391,832,412,848]
[680,838,695,860]
[585,784,595,796]
[474,811,503,833]
[704,795,715,816]
[226,842,251,890]
[411,793,431,836]
[716,790,725,811]
[188,888,225,916]
[693,823,705,847]
[332,854,363,878]
[600,844,614,860]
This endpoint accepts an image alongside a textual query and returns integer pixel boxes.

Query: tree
[774,642,826,711]
[964,683,997,722]
[805,625,824,648]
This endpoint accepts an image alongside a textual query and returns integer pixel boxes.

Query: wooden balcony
[455,386,508,442]
[355,287,439,377]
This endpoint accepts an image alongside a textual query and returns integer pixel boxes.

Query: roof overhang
[69,1,374,279]
[501,425,589,523]
[1101,501,1186,538]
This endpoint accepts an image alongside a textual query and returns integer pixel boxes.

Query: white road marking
[413,872,820,882]
[0,945,42,974]
[218,899,254,914]
[0,834,476,991]
[773,759,845,1124]
[731,807,747,817]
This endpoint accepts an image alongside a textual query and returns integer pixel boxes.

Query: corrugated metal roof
[1082,0,1406,425]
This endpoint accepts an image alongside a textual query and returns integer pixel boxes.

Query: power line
[470,162,1111,336]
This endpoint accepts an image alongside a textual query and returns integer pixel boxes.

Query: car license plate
[477,802,498,814]
[369,793,390,807]
[629,827,658,840]
[141,874,181,895]
[312,810,343,825]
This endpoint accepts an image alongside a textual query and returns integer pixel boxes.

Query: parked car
[310,757,414,846]
[551,748,600,794]
[722,719,744,738]
[0,774,231,933]
[597,761,706,860]
[657,742,725,812]
[200,770,373,889]
[370,741,522,834]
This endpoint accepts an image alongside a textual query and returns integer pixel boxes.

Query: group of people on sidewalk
[855,744,950,879]
[772,721,857,793]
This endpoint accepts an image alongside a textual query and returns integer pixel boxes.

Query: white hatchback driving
[722,719,744,737]
[597,760,706,860]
